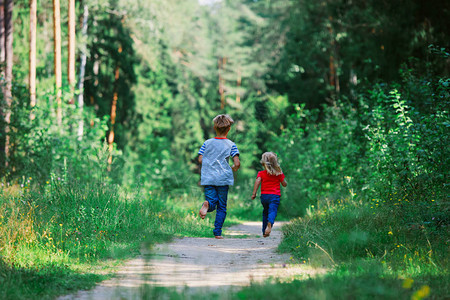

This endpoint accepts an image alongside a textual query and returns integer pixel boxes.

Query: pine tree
[67,0,76,103]
[77,4,89,141]
[53,0,62,125]
[29,0,37,119]
[3,0,13,167]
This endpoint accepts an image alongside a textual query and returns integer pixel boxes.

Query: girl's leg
[267,195,281,226]
[213,186,229,237]
[260,195,270,235]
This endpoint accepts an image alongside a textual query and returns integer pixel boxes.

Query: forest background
[0,0,448,299]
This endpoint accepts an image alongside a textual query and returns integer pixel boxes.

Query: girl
[251,152,287,237]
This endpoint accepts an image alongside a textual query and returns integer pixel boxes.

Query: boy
[198,114,240,239]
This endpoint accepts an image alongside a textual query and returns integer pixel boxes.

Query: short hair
[213,114,234,135]
[260,152,282,176]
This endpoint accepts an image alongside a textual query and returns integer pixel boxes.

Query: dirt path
[59,222,323,299]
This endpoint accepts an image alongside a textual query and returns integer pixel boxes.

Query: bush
[267,101,364,217]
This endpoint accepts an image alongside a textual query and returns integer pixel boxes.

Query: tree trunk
[4,0,13,168]
[53,0,62,125]
[0,1,5,131]
[328,26,336,89]
[67,0,75,104]
[29,0,37,120]
[218,57,227,109]
[334,43,340,94]
[236,67,241,103]
[89,57,99,127]
[108,46,122,171]
[0,1,4,63]
[77,4,88,141]
[349,66,357,100]
[327,17,339,104]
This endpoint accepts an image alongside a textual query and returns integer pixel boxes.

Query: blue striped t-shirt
[198,138,239,186]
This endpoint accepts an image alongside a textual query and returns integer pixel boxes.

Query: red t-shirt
[257,170,285,196]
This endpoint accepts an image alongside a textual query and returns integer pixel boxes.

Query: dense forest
[0,0,448,298]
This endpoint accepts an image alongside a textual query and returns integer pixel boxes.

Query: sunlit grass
[2,173,447,299]
[235,264,440,300]
[0,177,214,299]
[273,190,449,299]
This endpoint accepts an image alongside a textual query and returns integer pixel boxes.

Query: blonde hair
[213,114,234,135]
[260,152,282,176]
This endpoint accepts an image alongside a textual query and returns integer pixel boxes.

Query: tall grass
[236,266,440,299]
[281,194,448,265]
[269,190,448,299]
[0,175,212,299]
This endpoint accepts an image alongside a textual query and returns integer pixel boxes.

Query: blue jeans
[204,185,229,236]
[260,194,280,234]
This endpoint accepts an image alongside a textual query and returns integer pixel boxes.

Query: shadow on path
[59,222,324,299]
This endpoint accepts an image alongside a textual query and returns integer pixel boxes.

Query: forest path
[59,222,323,299]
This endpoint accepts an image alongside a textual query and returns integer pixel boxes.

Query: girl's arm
[231,155,240,171]
[251,177,262,200]
[198,155,203,164]
[281,179,287,187]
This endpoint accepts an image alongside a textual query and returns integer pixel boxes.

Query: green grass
[270,193,449,299]
[236,264,446,300]
[0,175,286,299]
[280,196,448,269]
[184,191,447,300]
[3,174,447,299]
[0,176,262,299]
[0,178,213,299]
[0,258,108,300]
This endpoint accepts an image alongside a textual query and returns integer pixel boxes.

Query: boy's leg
[260,195,270,235]
[200,186,218,219]
[212,186,229,237]
[205,186,220,211]
[199,200,209,219]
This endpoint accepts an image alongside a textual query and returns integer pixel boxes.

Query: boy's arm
[281,179,287,187]
[251,177,262,200]
[231,155,240,171]
[198,141,206,164]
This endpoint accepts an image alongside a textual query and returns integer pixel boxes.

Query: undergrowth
[0,177,212,299]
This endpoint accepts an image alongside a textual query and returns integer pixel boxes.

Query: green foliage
[0,170,212,260]
[1,0,449,297]
[0,176,213,298]
[122,63,179,190]
[281,198,447,268]
[83,0,137,150]
[364,73,449,203]
[274,194,448,299]
[266,101,363,217]
[270,0,450,108]
[236,263,446,299]
[0,81,112,182]
[0,257,106,300]
[268,54,449,300]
